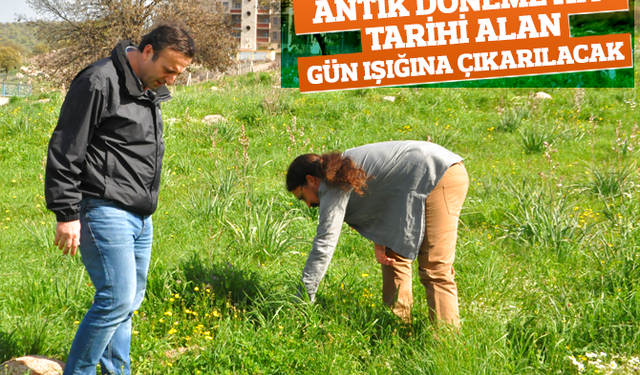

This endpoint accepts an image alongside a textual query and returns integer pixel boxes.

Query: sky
[0,0,40,23]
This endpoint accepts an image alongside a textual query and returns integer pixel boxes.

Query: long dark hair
[286,152,369,195]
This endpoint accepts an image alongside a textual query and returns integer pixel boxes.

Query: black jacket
[45,41,172,222]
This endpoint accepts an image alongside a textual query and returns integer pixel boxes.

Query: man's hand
[375,243,395,266]
[55,220,81,256]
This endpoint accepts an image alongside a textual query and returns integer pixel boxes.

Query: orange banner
[292,0,633,92]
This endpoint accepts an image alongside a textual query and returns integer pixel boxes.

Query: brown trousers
[381,163,469,325]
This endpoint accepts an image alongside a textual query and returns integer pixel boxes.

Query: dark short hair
[139,25,196,60]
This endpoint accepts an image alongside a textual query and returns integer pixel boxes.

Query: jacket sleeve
[45,71,107,222]
[300,185,351,302]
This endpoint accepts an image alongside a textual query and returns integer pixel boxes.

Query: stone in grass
[164,346,204,359]
[383,96,396,102]
[0,355,65,375]
[210,86,220,91]
[202,115,226,124]
[534,92,553,100]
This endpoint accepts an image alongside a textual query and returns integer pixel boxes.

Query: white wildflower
[568,355,585,372]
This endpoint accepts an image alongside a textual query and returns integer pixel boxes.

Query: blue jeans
[64,198,152,375]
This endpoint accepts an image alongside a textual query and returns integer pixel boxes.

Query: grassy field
[0,69,639,374]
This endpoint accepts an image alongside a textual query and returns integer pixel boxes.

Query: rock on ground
[0,97,9,106]
[534,92,553,100]
[0,356,65,375]
[203,114,226,124]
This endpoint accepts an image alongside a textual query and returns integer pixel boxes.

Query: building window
[259,31,269,38]
[234,2,241,8]
[223,2,229,10]
[272,32,278,40]
[272,16,280,25]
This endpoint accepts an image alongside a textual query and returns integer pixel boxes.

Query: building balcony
[230,9,241,13]
[257,23,270,29]
[257,37,269,42]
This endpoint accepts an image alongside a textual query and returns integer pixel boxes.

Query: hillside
[0,22,38,55]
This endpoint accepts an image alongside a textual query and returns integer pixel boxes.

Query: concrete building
[223,0,281,59]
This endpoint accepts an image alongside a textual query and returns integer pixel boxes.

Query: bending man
[45,25,194,375]
[286,140,468,325]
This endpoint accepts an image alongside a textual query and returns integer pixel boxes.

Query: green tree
[2,41,26,56]
[0,46,21,74]
[31,43,49,56]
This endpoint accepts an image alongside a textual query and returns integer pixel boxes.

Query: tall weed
[581,163,635,198]
[502,178,584,254]
[497,105,531,133]
[225,197,306,261]
[519,126,553,154]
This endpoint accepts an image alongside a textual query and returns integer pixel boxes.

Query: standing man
[45,25,195,375]
[286,141,469,325]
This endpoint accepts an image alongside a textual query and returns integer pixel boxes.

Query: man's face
[291,175,321,208]
[139,45,192,91]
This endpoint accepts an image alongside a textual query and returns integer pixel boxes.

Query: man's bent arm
[45,71,106,223]
[300,186,351,302]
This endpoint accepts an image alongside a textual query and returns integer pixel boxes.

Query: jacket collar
[110,40,171,103]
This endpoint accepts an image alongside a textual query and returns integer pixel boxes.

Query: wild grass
[496,104,531,133]
[519,125,554,154]
[0,66,639,374]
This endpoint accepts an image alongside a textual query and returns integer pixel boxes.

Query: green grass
[1,69,639,374]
